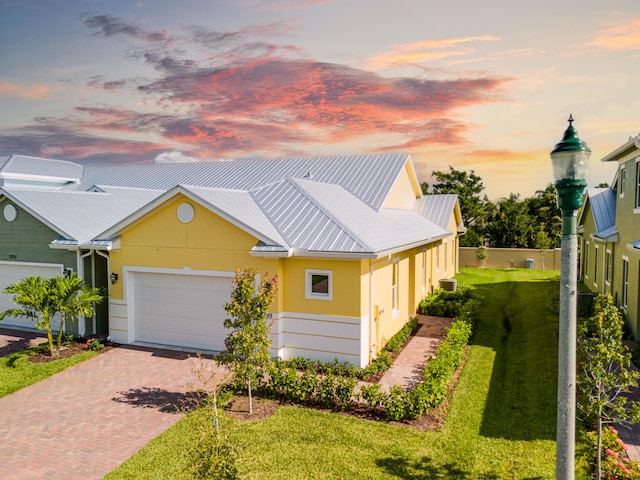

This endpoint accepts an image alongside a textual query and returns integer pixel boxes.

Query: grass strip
[0,348,97,398]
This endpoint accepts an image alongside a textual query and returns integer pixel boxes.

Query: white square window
[305,269,332,300]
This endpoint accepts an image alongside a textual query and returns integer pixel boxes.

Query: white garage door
[0,262,63,330]
[133,271,233,351]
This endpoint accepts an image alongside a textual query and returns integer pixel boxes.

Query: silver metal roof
[3,152,461,258]
[586,188,616,233]
[253,179,364,253]
[1,187,162,244]
[413,194,459,230]
[66,153,409,211]
[290,178,451,254]
[0,155,83,182]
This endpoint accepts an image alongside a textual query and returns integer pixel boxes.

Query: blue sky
[1,0,639,199]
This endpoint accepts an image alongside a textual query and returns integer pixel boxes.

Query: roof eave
[601,134,640,163]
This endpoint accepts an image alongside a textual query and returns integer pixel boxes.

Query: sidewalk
[377,315,452,391]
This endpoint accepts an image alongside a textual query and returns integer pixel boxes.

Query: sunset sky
[1,0,639,199]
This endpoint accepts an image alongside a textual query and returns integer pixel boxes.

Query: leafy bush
[359,383,387,409]
[586,425,640,479]
[384,386,408,421]
[384,317,418,352]
[83,338,104,351]
[418,287,474,317]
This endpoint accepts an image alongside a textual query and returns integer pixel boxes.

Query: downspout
[369,254,390,364]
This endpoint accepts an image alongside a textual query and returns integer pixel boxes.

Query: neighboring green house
[578,134,640,338]
[0,152,464,366]
[0,186,163,336]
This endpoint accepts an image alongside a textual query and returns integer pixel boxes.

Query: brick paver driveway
[0,337,224,480]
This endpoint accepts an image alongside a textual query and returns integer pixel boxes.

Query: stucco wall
[459,247,562,270]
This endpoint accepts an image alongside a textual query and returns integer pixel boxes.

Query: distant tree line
[422,166,564,249]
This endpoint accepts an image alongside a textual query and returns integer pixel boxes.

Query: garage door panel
[133,272,231,351]
[0,263,63,330]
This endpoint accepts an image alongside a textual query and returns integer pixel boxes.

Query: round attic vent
[177,203,195,223]
[3,204,17,222]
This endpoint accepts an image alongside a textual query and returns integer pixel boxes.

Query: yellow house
[86,153,464,367]
[0,153,464,367]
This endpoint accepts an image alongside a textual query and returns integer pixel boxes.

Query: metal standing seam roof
[586,188,617,234]
[1,187,163,244]
[251,179,366,253]
[0,155,83,181]
[2,152,459,257]
[65,152,410,211]
[288,178,451,254]
[413,194,459,230]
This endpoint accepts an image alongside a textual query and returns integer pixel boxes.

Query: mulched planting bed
[223,317,467,433]
[27,340,116,363]
[224,347,467,432]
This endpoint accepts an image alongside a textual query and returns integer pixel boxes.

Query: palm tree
[0,274,104,356]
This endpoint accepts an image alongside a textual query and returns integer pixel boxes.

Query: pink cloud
[0,14,510,163]
[0,81,53,99]
[588,18,640,50]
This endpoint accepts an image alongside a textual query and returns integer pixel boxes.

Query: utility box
[439,279,457,291]
[525,259,534,269]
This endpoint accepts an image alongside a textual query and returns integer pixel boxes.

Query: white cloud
[154,151,200,163]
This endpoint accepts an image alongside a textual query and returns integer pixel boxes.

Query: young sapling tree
[218,268,277,414]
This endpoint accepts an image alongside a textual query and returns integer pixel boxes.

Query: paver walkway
[0,334,223,480]
[378,315,452,391]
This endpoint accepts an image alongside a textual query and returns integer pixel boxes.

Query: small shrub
[316,373,338,409]
[83,338,104,351]
[334,375,358,411]
[359,383,387,409]
[384,386,407,421]
[418,287,473,317]
[586,425,640,479]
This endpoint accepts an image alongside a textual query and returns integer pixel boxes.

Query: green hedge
[418,287,474,318]
[253,291,478,421]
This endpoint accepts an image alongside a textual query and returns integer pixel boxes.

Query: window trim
[444,241,448,275]
[605,249,612,285]
[583,241,590,280]
[421,250,428,296]
[635,158,640,212]
[593,245,599,287]
[622,256,629,311]
[392,259,399,313]
[305,269,333,301]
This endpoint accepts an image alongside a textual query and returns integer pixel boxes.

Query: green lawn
[0,346,97,398]
[107,267,586,479]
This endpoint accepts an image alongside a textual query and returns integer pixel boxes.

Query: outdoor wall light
[110,272,119,285]
[550,114,590,480]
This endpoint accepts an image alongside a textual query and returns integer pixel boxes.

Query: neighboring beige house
[578,134,640,338]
